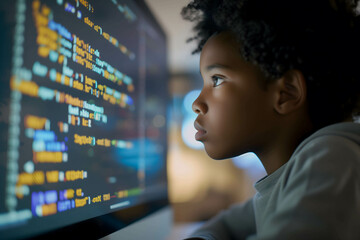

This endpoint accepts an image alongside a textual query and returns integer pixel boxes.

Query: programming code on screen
[0,0,168,238]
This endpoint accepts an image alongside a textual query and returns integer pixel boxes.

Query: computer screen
[0,0,169,239]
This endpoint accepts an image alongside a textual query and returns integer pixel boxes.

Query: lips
[194,121,207,141]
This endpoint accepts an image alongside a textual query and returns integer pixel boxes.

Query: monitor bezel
[28,198,169,239]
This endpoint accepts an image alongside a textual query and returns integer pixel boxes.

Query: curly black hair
[182,0,360,130]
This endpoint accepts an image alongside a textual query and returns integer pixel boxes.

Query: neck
[257,144,296,175]
[257,115,314,175]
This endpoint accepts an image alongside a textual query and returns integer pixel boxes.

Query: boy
[181,0,360,239]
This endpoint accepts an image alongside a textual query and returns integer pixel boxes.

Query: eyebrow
[205,64,231,71]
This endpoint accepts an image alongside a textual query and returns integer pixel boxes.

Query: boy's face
[193,31,277,159]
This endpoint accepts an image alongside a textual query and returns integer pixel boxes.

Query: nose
[192,92,207,115]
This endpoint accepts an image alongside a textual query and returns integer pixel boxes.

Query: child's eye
[211,76,225,87]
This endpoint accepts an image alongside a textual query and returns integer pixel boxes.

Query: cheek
[208,89,269,145]
[204,110,256,159]
[212,88,246,122]
[208,92,244,138]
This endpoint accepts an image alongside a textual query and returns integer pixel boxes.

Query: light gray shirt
[186,122,360,240]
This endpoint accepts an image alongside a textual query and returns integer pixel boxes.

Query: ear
[273,69,307,115]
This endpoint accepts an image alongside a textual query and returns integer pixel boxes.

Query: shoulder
[295,133,360,166]
[291,122,360,167]
[280,123,360,190]
[255,123,360,239]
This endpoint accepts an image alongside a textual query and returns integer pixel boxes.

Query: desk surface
[167,222,204,240]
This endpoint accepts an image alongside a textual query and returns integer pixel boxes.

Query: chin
[204,144,246,160]
[205,148,233,160]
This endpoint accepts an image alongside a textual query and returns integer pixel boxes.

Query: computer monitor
[0,0,171,239]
